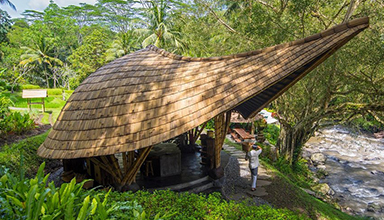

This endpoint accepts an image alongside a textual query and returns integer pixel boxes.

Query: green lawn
[2,89,73,124]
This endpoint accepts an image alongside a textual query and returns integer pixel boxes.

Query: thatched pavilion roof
[38,17,369,159]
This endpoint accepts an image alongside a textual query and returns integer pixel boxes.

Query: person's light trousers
[250,167,258,189]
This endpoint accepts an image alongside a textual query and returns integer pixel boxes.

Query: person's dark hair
[252,145,257,149]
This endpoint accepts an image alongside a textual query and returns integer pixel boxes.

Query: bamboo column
[121,146,153,185]
[187,122,208,146]
[214,111,232,168]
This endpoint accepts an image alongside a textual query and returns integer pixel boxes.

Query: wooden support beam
[214,111,232,168]
[121,146,153,185]
[90,157,121,184]
[109,155,123,180]
[193,121,207,143]
[128,151,135,167]
[122,152,128,174]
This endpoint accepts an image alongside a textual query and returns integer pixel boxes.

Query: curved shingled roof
[38,17,369,159]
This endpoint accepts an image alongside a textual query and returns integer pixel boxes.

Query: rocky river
[303,126,384,219]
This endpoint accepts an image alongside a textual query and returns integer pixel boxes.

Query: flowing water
[303,126,384,219]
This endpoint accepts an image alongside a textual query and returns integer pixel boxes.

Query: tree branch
[204,3,254,42]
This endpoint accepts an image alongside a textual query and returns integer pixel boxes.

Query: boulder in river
[367,202,382,213]
[313,183,335,196]
[311,153,327,165]
[373,131,384,139]
[317,165,326,171]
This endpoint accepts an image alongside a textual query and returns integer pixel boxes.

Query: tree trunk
[277,121,317,165]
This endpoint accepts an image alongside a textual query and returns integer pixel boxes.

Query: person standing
[245,143,262,191]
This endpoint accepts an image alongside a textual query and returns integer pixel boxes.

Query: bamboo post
[121,146,153,186]
[193,121,207,143]
[90,157,121,184]
[214,111,232,169]
[109,155,123,180]
[122,152,128,174]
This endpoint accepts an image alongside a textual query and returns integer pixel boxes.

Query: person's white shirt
[246,147,262,169]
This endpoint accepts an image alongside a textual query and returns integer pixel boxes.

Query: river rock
[311,153,327,165]
[313,183,335,196]
[317,165,326,171]
[367,202,382,213]
[316,165,328,177]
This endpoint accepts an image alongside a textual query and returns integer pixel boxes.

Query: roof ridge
[146,17,369,62]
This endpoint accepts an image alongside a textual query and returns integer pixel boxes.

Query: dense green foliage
[0,131,48,176]
[262,124,280,145]
[0,163,116,220]
[0,162,306,219]
[0,95,35,136]
[108,190,305,219]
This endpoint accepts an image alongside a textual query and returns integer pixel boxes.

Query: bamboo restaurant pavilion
[38,17,369,190]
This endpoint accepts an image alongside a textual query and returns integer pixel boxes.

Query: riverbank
[303,126,384,219]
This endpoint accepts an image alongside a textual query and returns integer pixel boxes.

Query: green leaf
[26,184,38,219]
[6,195,24,208]
[64,194,75,220]
[76,195,91,220]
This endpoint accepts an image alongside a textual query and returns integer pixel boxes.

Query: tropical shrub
[21,84,40,89]
[0,162,165,220]
[47,88,63,96]
[0,95,35,136]
[0,111,35,135]
[0,162,116,220]
[262,124,280,145]
[0,95,13,118]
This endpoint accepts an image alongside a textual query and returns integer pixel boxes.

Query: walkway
[222,143,272,203]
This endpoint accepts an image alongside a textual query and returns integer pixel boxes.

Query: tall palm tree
[105,30,139,61]
[20,37,63,88]
[137,0,184,52]
[0,0,16,11]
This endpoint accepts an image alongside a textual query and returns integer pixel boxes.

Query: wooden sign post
[22,89,48,112]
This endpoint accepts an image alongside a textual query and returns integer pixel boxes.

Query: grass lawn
[2,89,72,124]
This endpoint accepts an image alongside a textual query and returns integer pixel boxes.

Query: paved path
[222,143,272,201]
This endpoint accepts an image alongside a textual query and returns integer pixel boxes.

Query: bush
[0,112,35,135]
[262,124,280,145]
[0,163,165,220]
[0,163,117,220]
[0,95,34,136]
[47,88,63,96]
[0,95,13,118]
[21,84,40,89]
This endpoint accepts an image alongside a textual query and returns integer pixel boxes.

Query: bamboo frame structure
[85,146,153,187]
[187,121,207,146]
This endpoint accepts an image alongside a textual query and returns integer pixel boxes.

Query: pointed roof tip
[146,17,369,62]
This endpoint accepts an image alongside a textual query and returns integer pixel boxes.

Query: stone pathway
[222,144,272,203]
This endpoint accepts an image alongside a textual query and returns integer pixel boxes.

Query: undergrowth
[0,131,49,177]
